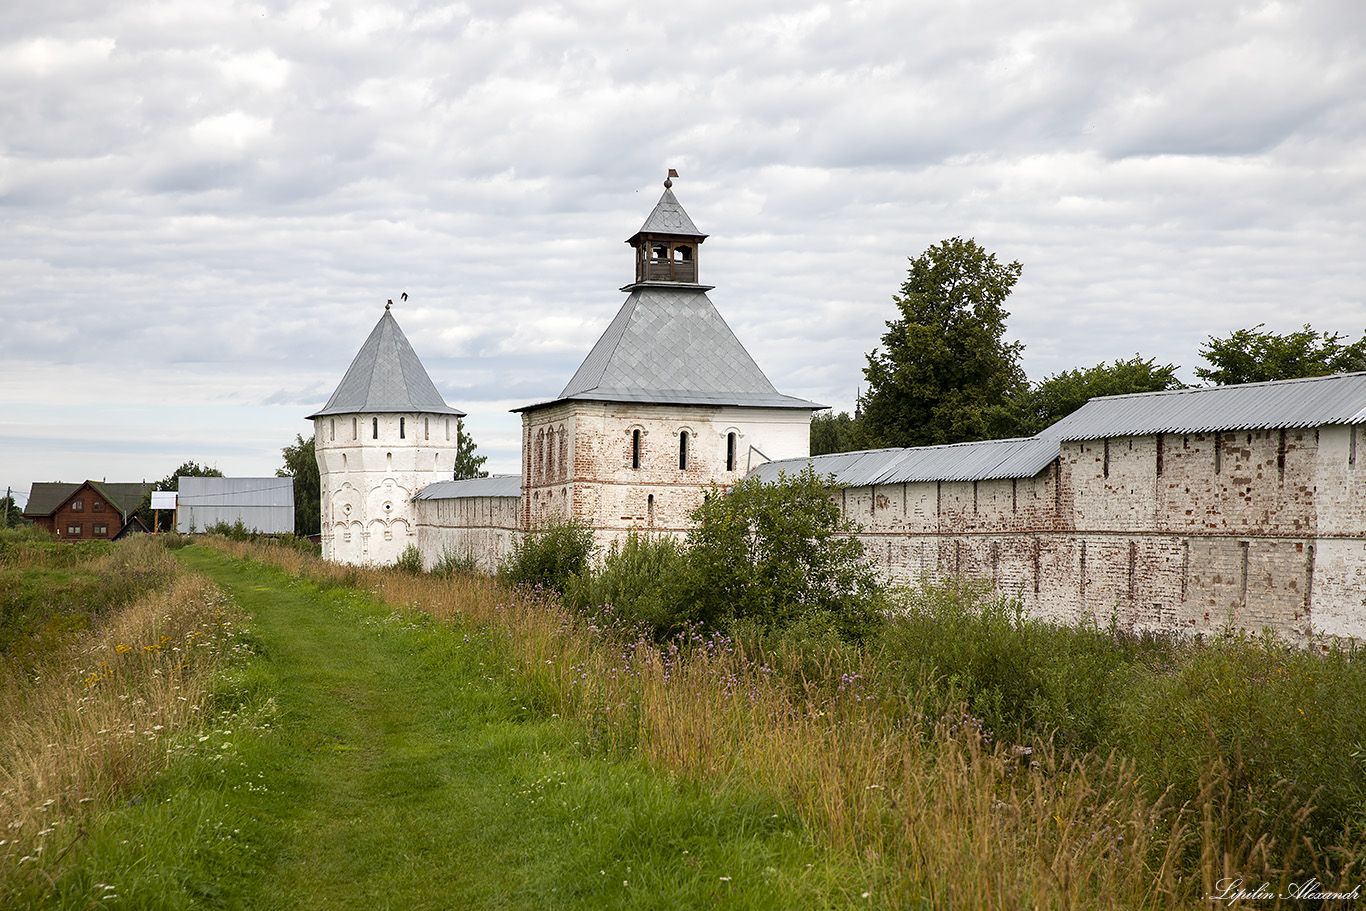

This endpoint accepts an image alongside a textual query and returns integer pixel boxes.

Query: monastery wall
[842,427,1366,644]
[413,494,521,574]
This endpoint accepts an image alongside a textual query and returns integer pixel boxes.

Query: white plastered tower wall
[315,411,464,565]
[308,305,467,566]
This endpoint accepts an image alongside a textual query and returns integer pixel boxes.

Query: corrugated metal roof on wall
[176,477,295,534]
[749,437,1061,487]
[413,475,523,500]
[1040,371,1366,442]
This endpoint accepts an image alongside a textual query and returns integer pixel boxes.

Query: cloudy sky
[2,0,1363,507]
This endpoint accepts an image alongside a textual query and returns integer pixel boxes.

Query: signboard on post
[151,492,177,510]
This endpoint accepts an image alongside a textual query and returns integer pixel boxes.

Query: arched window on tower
[372,417,379,439]
[631,429,641,470]
[424,418,429,440]
[558,427,568,479]
[727,432,737,472]
[546,428,556,480]
[352,417,358,440]
[535,429,545,482]
[679,431,689,470]
[400,417,406,439]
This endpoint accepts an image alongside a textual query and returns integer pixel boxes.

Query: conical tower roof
[307,308,464,419]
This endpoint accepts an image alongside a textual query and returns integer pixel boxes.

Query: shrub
[431,547,480,578]
[671,467,884,640]
[500,515,595,593]
[566,532,686,637]
[394,544,424,574]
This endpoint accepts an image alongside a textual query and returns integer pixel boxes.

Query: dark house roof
[308,308,465,419]
[24,481,151,520]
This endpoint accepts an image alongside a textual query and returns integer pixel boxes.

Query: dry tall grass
[0,540,239,880]
[214,539,1363,909]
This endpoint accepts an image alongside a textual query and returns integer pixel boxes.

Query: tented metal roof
[1039,371,1366,442]
[413,474,523,500]
[176,477,294,534]
[518,285,820,412]
[749,437,1061,487]
[630,186,706,239]
[307,309,464,419]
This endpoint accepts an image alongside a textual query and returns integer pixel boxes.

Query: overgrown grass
[0,537,243,904]
[210,537,1366,907]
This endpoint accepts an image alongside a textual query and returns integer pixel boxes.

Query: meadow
[3,526,1363,908]
[219,535,1366,909]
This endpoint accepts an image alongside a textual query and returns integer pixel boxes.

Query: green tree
[810,410,863,455]
[1196,324,1366,385]
[452,417,489,480]
[861,237,1026,447]
[1,491,28,527]
[671,467,883,640]
[142,460,224,530]
[277,434,321,537]
[1014,356,1183,436]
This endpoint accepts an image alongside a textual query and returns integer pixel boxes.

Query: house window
[93,523,109,536]
[400,417,406,439]
[373,417,379,439]
[93,500,104,511]
[67,523,81,537]
[726,432,736,471]
[632,429,641,469]
[679,431,689,470]
[72,499,84,512]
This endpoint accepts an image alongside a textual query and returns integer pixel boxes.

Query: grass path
[147,546,852,910]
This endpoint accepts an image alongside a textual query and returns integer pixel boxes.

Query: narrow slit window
[726,432,736,471]
[352,417,358,439]
[632,429,641,470]
[400,417,406,439]
[372,417,379,439]
[424,418,429,440]
[679,431,689,470]
[330,419,335,441]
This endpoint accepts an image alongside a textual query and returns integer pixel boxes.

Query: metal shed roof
[749,436,1061,487]
[1039,371,1366,441]
[413,474,523,500]
[307,309,464,419]
[176,477,295,534]
[518,285,820,412]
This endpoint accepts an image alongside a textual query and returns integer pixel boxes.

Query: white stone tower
[514,176,821,548]
[308,304,465,565]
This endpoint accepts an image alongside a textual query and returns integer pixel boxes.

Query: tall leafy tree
[277,434,321,537]
[810,410,862,455]
[861,237,1026,447]
[1013,356,1183,436]
[452,417,489,480]
[1196,324,1366,385]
